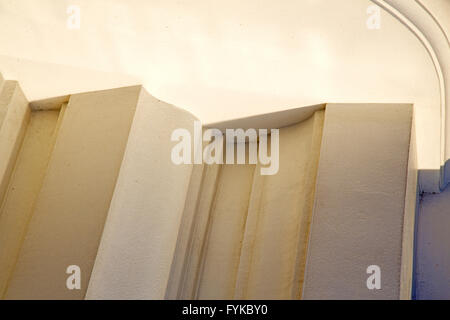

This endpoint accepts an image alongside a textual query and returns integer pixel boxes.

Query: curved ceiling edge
[371,0,449,191]
[415,0,449,45]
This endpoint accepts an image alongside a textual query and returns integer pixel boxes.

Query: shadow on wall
[414,166,450,300]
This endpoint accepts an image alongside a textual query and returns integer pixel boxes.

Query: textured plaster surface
[303,103,413,299]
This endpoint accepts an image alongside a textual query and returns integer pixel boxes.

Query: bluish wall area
[414,188,450,299]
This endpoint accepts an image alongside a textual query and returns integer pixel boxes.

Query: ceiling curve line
[415,0,449,46]
[370,0,448,191]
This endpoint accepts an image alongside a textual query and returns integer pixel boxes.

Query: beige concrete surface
[0,109,60,298]
[0,0,445,191]
[0,80,418,300]
[400,111,419,300]
[4,86,140,299]
[86,89,198,300]
[0,81,29,213]
[167,110,324,299]
[237,111,324,299]
[196,163,256,299]
[303,103,414,299]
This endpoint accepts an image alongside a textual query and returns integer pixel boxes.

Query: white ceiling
[0,0,448,171]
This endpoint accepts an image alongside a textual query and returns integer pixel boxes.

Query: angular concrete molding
[400,109,419,300]
[0,72,418,299]
[0,107,61,297]
[85,90,199,300]
[162,103,417,300]
[205,104,325,132]
[29,95,70,111]
[165,111,325,300]
[0,81,29,209]
[3,86,142,299]
[0,73,4,93]
[370,0,450,191]
[303,103,416,299]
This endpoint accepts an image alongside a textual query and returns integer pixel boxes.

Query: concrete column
[4,86,141,299]
[0,80,29,209]
[166,110,325,300]
[85,90,198,300]
[303,103,416,299]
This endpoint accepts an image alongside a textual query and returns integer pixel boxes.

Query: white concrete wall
[167,111,324,300]
[0,80,420,299]
[0,80,29,208]
[0,0,445,191]
[4,86,140,299]
[303,103,415,299]
[0,109,59,297]
[86,89,198,300]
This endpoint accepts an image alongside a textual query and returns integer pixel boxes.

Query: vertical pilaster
[303,103,415,299]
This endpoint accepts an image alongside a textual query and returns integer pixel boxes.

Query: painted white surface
[0,0,448,299]
[86,89,198,299]
[4,86,140,299]
[167,111,324,300]
[374,0,450,191]
[0,82,29,208]
[303,103,414,299]
[0,109,59,298]
[0,0,445,188]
